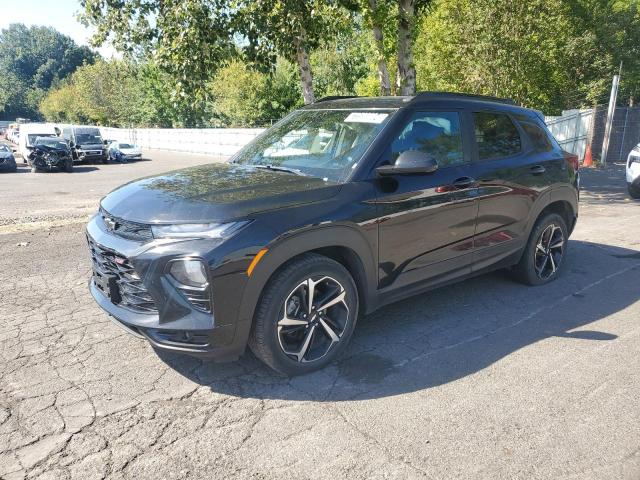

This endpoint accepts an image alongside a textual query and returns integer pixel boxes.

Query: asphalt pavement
[0,150,638,479]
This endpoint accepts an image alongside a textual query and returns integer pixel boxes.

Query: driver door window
[391,112,465,167]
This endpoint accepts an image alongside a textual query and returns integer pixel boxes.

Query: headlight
[169,259,208,287]
[151,221,249,239]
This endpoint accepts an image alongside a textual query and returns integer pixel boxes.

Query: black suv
[87,92,579,375]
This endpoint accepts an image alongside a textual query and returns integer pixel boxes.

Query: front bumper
[32,155,69,170]
[86,214,250,361]
[120,153,142,160]
[76,150,105,162]
[626,156,640,184]
[0,157,16,170]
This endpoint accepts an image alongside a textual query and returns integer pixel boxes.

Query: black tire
[628,182,640,199]
[64,159,73,172]
[248,253,359,376]
[513,213,568,286]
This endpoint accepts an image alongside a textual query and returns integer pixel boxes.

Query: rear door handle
[530,165,546,175]
[452,176,477,189]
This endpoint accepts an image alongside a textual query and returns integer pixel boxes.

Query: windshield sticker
[344,112,388,124]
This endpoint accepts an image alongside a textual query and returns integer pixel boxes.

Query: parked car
[18,123,58,162]
[0,143,17,172]
[86,92,579,376]
[60,125,107,163]
[107,141,142,162]
[27,136,73,173]
[626,143,640,198]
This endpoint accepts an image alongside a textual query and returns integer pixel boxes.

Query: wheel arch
[539,200,575,235]
[526,187,578,238]
[233,225,377,348]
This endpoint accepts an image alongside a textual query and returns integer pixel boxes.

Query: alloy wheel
[534,223,564,280]
[277,276,349,363]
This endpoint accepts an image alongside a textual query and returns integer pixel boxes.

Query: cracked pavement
[0,156,639,479]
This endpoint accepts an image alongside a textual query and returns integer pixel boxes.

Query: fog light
[169,259,208,287]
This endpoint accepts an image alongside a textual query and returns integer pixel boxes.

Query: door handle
[530,165,546,175]
[452,177,477,189]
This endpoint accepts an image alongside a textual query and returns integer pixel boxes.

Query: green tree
[0,23,95,119]
[415,0,640,113]
[233,0,347,104]
[209,58,302,126]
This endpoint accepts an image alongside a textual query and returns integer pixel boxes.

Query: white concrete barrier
[99,127,266,156]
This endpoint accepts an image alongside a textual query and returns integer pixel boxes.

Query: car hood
[100,163,342,223]
[35,146,70,155]
[120,148,141,154]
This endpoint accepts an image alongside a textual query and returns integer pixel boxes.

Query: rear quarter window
[519,120,553,153]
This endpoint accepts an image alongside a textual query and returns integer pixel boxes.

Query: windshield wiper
[252,164,310,177]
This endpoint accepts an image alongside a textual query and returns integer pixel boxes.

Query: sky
[1,0,117,57]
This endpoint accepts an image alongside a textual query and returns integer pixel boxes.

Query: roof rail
[412,91,516,106]
[314,95,359,103]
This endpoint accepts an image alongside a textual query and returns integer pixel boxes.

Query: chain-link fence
[546,105,640,163]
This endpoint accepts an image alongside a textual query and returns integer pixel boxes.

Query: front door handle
[452,176,477,189]
[530,165,546,175]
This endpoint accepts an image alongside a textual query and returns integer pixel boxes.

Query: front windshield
[27,134,55,145]
[232,109,395,182]
[35,138,69,149]
[119,143,134,149]
[76,130,102,144]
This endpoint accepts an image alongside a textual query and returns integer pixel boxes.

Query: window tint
[519,121,553,152]
[391,111,465,167]
[474,112,521,160]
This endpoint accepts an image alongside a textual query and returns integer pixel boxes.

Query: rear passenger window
[519,121,553,152]
[474,112,521,160]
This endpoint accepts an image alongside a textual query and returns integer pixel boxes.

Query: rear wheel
[249,253,359,376]
[513,213,568,286]
[628,182,640,199]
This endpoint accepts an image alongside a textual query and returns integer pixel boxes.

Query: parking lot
[0,150,639,479]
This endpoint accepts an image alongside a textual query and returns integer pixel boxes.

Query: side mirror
[103,139,109,145]
[376,150,439,176]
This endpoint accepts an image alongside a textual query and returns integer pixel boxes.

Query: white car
[18,124,58,162]
[107,141,142,162]
[627,143,640,199]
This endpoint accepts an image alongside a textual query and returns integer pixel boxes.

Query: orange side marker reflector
[247,248,268,277]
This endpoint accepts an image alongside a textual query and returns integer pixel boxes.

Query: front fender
[231,224,378,349]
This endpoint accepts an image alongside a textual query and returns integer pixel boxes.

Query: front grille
[100,208,153,242]
[87,236,157,313]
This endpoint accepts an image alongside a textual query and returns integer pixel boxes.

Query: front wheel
[64,159,73,172]
[249,253,359,376]
[513,213,568,286]
[628,182,640,199]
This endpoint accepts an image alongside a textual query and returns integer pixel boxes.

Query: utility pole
[601,64,622,166]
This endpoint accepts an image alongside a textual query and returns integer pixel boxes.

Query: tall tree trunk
[369,0,391,95]
[396,0,416,95]
[294,34,315,104]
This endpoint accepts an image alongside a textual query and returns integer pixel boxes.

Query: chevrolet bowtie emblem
[104,216,117,230]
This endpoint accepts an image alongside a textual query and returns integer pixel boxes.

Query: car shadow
[580,162,636,204]
[70,166,101,173]
[157,239,640,401]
